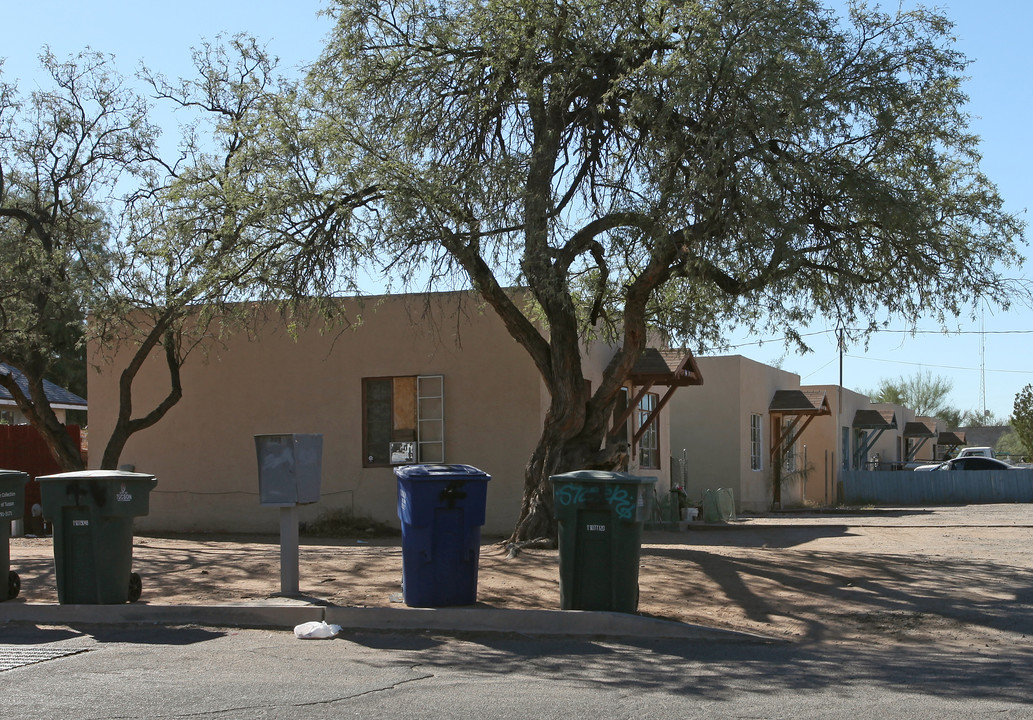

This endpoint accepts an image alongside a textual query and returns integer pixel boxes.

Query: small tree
[1,38,368,470]
[0,49,158,469]
[1011,385,1033,457]
[868,371,954,416]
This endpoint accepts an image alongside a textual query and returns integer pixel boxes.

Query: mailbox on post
[254,434,323,595]
[255,434,323,506]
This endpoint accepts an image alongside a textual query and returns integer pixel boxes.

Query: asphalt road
[1,622,1030,719]
[5,504,1033,718]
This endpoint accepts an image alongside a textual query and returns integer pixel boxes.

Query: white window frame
[637,392,660,469]
[750,413,763,471]
[416,375,444,463]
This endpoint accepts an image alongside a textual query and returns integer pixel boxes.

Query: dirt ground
[9,504,1033,649]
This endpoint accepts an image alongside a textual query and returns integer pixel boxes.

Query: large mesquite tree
[302,0,1023,541]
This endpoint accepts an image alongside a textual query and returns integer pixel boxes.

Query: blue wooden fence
[841,469,1033,505]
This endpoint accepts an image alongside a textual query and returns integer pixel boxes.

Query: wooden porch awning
[611,348,703,447]
[627,348,704,388]
[903,419,937,438]
[769,389,831,415]
[938,430,966,446]
[851,409,897,469]
[903,419,938,461]
[768,389,830,465]
[852,409,897,430]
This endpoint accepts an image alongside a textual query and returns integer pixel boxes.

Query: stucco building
[667,355,942,513]
[87,292,693,536]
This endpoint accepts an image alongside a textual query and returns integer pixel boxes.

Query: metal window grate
[0,646,89,672]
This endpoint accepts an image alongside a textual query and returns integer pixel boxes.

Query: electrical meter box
[254,434,323,506]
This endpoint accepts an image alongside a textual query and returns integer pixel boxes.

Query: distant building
[0,362,87,425]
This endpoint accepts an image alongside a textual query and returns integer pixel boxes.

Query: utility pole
[837,327,844,502]
[980,307,987,420]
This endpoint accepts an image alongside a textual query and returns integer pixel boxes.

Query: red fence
[0,424,82,525]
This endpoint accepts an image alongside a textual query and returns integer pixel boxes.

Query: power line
[725,326,1033,351]
[843,354,1033,376]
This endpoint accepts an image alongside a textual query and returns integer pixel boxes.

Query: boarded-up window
[363,375,444,467]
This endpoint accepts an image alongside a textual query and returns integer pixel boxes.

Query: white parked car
[956,446,996,459]
[913,456,1016,472]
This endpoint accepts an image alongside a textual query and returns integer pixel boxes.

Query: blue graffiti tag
[554,483,595,507]
[604,485,636,520]
[555,482,637,520]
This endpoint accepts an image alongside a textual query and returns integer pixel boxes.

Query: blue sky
[3,1,1031,419]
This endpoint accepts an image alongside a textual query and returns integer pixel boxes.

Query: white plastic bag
[293,621,342,639]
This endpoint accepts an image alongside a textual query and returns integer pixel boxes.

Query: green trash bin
[550,470,656,613]
[37,470,157,604]
[0,469,29,600]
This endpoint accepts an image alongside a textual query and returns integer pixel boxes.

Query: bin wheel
[7,570,20,600]
[128,572,142,603]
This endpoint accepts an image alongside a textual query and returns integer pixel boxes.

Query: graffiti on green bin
[554,483,637,520]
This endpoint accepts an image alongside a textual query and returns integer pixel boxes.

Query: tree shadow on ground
[641,542,1033,643]
[347,631,1033,706]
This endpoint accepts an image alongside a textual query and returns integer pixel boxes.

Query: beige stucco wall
[87,293,549,537]
[87,291,671,537]
[794,388,941,504]
[668,357,943,511]
[796,385,858,505]
[668,355,804,513]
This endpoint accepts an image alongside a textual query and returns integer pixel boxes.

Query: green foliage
[0,49,155,465]
[0,37,371,469]
[1011,385,1033,457]
[936,406,963,430]
[867,371,954,416]
[304,0,1026,354]
[995,428,1027,460]
[939,406,1006,429]
[300,0,1026,539]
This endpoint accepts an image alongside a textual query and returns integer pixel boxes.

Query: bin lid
[36,469,156,482]
[550,470,658,485]
[393,464,491,481]
[0,468,29,479]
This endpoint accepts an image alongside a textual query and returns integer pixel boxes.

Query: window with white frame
[638,392,659,469]
[750,413,763,471]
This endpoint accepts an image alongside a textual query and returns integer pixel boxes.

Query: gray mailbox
[254,433,323,596]
[255,434,323,506]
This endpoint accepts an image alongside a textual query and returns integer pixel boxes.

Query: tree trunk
[100,327,183,470]
[507,385,628,544]
[0,362,85,471]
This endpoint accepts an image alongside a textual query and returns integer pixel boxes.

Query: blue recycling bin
[394,464,491,607]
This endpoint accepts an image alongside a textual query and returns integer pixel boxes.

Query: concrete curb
[0,603,776,643]
[325,606,772,642]
[0,603,324,629]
